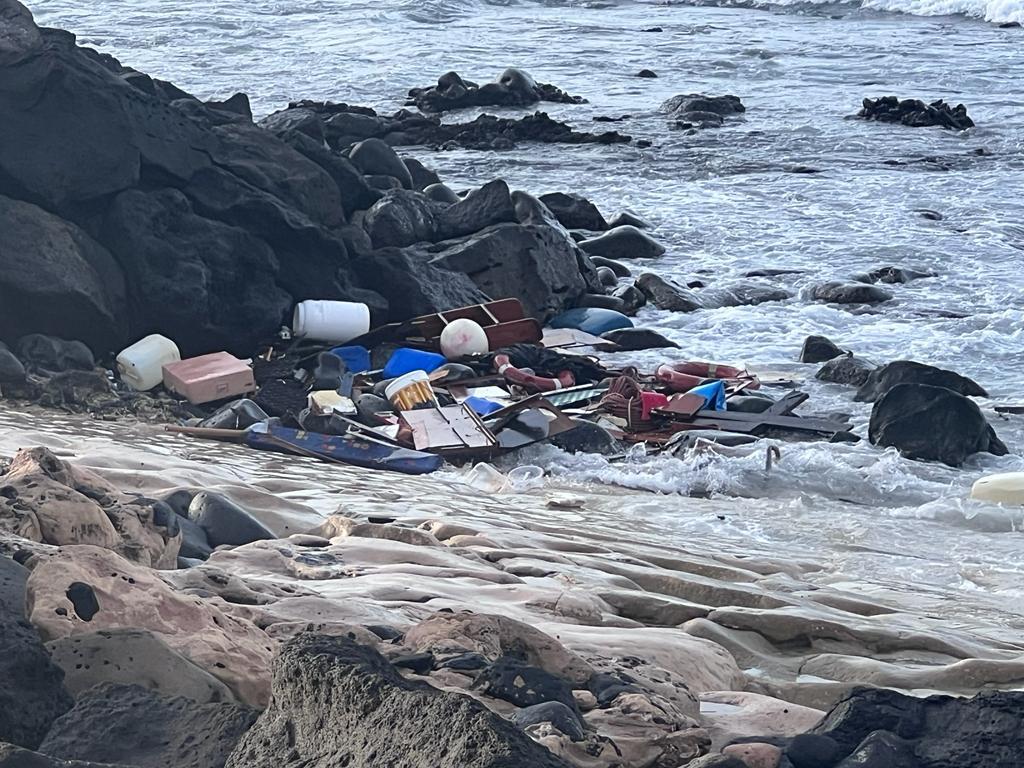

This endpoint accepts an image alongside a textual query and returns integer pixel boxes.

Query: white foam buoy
[971,473,1024,505]
[439,318,489,360]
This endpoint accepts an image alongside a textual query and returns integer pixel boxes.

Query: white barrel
[116,334,181,391]
[440,318,489,360]
[292,300,370,344]
[971,473,1024,505]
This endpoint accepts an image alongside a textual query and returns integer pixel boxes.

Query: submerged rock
[663,93,745,129]
[855,265,936,284]
[636,273,704,312]
[816,356,875,387]
[600,328,679,350]
[854,360,987,402]
[226,633,572,768]
[811,281,893,305]
[39,682,257,768]
[581,226,666,260]
[800,335,846,364]
[868,383,1006,466]
[858,96,974,130]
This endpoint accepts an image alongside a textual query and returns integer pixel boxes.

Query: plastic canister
[384,370,437,411]
[292,300,370,344]
[116,334,181,391]
[383,348,446,379]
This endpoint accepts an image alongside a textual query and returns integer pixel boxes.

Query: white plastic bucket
[292,300,370,344]
[384,370,436,411]
[116,334,180,391]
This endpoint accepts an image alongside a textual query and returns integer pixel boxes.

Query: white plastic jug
[116,334,181,391]
[293,300,370,344]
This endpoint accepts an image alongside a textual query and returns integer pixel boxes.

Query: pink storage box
[161,352,256,405]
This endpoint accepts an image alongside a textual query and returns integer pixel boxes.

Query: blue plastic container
[687,380,726,411]
[547,307,633,336]
[329,345,371,374]
[464,396,503,416]
[383,348,447,379]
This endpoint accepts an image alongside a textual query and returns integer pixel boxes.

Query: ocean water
[25,0,1024,645]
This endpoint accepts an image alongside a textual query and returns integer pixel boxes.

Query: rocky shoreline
[2,416,1024,768]
[2,0,1021,767]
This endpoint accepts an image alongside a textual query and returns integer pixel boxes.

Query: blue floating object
[330,345,371,374]
[382,348,446,379]
[464,396,503,416]
[547,308,633,336]
[687,380,726,411]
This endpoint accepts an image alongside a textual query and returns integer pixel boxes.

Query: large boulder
[101,188,292,357]
[855,360,987,402]
[226,633,572,768]
[361,189,439,248]
[0,556,73,750]
[868,383,1007,466]
[0,4,381,354]
[356,246,488,322]
[0,196,126,352]
[432,223,594,321]
[277,129,381,216]
[39,683,257,768]
[809,686,1024,767]
[436,179,517,240]
[538,192,608,231]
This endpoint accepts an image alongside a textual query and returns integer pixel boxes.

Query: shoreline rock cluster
[4,445,1024,767]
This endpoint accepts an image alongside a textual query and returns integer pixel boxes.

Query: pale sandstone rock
[26,545,273,707]
[418,520,482,540]
[47,628,236,703]
[699,690,824,750]
[445,534,500,547]
[0,447,178,567]
[312,514,441,547]
[584,691,709,767]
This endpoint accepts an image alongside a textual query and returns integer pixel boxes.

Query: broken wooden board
[401,405,496,452]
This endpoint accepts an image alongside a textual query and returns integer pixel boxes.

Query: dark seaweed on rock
[858,96,974,130]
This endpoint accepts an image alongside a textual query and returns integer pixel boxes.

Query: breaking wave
[651,0,1024,25]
